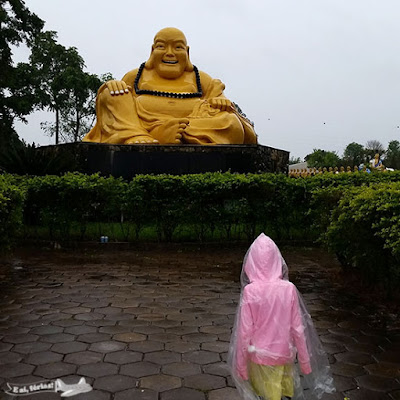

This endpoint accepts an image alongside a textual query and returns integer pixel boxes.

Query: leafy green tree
[40,70,106,142]
[385,140,400,170]
[30,32,109,143]
[342,142,366,168]
[305,149,341,169]
[0,0,44,150]
[29,31,86,144]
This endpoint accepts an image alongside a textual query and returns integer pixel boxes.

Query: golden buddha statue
[83,27,257,145]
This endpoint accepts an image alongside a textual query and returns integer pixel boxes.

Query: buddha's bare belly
[136,95,202,118]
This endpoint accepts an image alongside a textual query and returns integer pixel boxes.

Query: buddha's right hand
[105,80,132,96]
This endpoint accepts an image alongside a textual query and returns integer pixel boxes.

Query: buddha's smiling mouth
[162,60,178,64]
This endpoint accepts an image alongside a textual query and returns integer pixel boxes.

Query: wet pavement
[0,244,399,400]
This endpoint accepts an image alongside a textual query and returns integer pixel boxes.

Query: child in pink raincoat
[228,233,334,400]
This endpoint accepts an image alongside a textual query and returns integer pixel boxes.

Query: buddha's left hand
[209,98,232,112]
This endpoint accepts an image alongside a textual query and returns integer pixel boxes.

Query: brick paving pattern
[0,245,399,400]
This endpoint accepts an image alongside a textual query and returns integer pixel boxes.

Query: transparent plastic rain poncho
[228,233,335,400]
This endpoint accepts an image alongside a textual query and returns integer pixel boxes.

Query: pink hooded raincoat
[228,233,335,400]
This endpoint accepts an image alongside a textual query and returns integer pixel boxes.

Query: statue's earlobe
[145,46,155,69]
[185,46,194,72]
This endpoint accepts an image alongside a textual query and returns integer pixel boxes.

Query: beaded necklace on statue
[134,62,203,98]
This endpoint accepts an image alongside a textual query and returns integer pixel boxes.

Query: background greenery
[2,171,400,294]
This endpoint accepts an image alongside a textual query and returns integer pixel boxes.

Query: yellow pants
[249,362,294,400]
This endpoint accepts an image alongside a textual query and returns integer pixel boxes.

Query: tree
[289,156,302,165]
[30,32,108,143]
[29,31,86,144]
[40,70,106,142]
[0,0,44,150]
[365,140,385,160]
[342,142,366,168]
[305,149,341,169]
[385,140,400,170]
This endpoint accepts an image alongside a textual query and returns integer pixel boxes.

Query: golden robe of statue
[83,28,257,145]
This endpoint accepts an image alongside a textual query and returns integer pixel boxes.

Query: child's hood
[244,233,283,282]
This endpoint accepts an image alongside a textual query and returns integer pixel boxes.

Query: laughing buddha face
[146,27,194,79]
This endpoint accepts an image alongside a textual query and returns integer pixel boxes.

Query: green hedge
[0,175,25,251]
[2,170,400,291]
[325,182,400,294]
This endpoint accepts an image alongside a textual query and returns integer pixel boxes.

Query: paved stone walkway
[0,245,399,400]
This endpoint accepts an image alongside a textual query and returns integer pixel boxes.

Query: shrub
[326,182,400,294]
[0,175,25,250]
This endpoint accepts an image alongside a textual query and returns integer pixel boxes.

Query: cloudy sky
[13,0,400,159]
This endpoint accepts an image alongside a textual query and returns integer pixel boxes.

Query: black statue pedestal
[37,143,289,178]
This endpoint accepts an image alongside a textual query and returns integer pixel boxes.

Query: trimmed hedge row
[0,175,25,251]
[326,182,400,294]
[1,171,400,291]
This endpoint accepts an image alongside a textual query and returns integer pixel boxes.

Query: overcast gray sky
[13,0,400,159]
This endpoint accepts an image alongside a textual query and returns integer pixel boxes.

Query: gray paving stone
[25,351,63,365]
[152,320,181,329]
[364,362,400,378]
[71,389,111,400]
[104,350,142,364]
[140,374,181,391]
[40,333,76,343]
[202,341,229,353]
[115,388,158,400]
[74,312,105,321]
[160,387,205,400]
[129,341,164,353]
[334,351,375,365]
[356,374,400,392]
[30,325,64,335]
[330,362,366,377]
[94,374,137,392]
[94,307,123,315]
[144,350,181,365]
[0,363,35,378]
[12,341,52,354]
[64,325,97,335]
[77,362,118,378]
[3,334,39,344]
[165,340,200,353]
[64,351,103,365]
[0,326,29,335]
[203,362,231,377]
[182,333,218,343]
[184,373,226,390]
[77,333,111,343]
[345,387,392,400]
[374,351,400,364]
[208,387,241,400]
[183,350,220,365]
[0,343,13,353]
[35,362,77,379]
[113,332,146,342]
[52,319,83,327]
[344,342,383,354]
[331,374,357,392]
[0,351,22,364]
[162,362,202,377]
[120,362,160,377]
[62,307,92,314]
[99,325,132,334]
[200,325,230,335]
[89,341,126,353]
